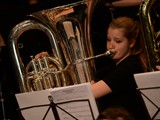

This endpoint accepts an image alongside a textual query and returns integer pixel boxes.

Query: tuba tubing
[139,0,160,71]
[9,0,101,93]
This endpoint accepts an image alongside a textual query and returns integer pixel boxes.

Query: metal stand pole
[48,96,60,120]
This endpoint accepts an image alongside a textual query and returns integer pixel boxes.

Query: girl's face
[107,27,134,64]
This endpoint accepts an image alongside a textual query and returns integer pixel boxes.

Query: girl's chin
[112,58,119,63]
[111,56,116,60]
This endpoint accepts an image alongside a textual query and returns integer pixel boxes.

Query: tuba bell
[139,0,160,71]
[8,0,102,93]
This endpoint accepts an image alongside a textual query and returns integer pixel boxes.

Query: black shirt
[96,55,151,120]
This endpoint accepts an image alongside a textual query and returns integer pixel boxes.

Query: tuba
[139,0,160,71]
[8,0,112,93]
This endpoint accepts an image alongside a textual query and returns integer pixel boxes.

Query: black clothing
[96,55,151,120]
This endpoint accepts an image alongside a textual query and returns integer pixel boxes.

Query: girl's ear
[129,39,136,48]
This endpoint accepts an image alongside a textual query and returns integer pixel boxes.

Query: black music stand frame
[137,86,160,120]
[17,95,95,120]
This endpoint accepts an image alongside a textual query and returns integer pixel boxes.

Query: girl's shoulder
[118,55,143,73]
[120,55,139,65]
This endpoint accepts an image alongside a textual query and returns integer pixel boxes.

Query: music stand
[16,89,55,120]
[17,95,80,120]
[134,71,160,120]
[17,95,95,120]
[16,83,99,120]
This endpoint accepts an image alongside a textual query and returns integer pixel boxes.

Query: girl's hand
[35,51,49,59]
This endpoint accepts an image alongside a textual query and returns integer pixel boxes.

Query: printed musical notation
[15,82,99,120]
[50,82,99,120]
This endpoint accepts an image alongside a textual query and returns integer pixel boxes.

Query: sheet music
[56,101,93,120]
[50,82,99,120]
[134,71,160,89]
[15,82,99,120]
[134,71,160,119]
[15,89,55,120]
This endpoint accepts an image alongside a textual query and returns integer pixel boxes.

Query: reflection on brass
[8,0,100,93]
[139,0,160,71]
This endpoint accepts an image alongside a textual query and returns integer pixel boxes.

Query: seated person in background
[105,0,142,7]
[104,0,143,20]
[35,17,150,120]
[96,107,135,120]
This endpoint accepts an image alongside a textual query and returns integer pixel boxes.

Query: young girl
[91,16,150,120]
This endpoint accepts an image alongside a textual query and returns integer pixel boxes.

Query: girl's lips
[109,49,116,57]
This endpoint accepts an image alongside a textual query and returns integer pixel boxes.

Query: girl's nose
[107,41,115,49]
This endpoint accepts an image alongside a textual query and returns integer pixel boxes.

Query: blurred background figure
[28,0,38,5]
[96,107,135,120]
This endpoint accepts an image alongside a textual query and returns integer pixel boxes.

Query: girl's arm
[91,80,112,99]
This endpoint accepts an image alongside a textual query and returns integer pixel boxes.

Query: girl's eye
[115,40,122,43]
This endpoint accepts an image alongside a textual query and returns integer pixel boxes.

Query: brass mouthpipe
[84,49,115,61]
[48,49,116,75]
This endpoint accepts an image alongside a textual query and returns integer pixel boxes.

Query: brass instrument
[139,0,160,71]
[24,49,115,92]
[8,0,104,93]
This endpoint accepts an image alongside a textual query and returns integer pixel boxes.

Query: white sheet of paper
[50,82,99,120]
[15,82,99,120]
[15,89,55,120]
[134,71,160,89]
[134,71,160,119]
